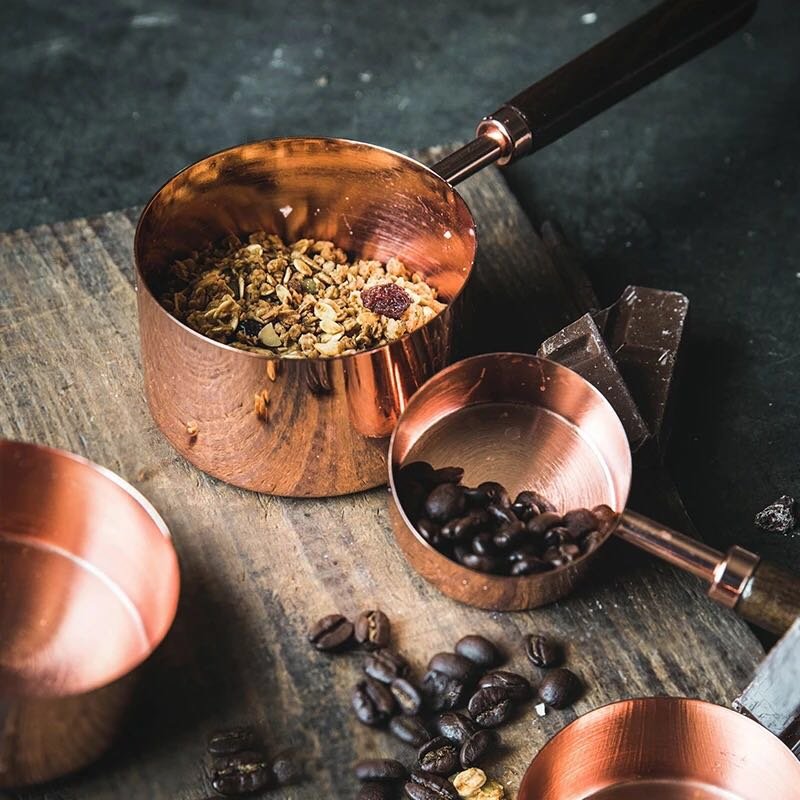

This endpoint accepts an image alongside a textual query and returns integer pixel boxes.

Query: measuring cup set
[4,0,799,796]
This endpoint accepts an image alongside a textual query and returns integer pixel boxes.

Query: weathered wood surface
[0,150,764,799]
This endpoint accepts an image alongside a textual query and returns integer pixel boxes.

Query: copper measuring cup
[518,697,800,800]
[388,354,800,634]
[0,440,180,788]
[135,0,755,496]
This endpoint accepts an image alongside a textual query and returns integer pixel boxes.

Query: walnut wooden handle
[499,0,757,155]
[735,561,800,636]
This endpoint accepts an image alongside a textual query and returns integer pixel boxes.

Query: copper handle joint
[709,545,760,609]
[476,105,533,165]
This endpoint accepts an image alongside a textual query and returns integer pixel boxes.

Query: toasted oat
[160,233,446,358]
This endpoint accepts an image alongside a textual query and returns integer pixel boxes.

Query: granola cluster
[160,232,446,358]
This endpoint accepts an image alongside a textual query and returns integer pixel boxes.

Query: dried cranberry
[361,283,412,319]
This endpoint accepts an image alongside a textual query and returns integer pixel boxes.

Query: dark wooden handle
[736,561,800,636]
[504,0,757,153]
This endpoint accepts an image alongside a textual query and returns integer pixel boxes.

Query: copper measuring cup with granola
[135,0,755,496]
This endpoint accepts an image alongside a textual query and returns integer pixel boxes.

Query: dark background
[2,0,798,568]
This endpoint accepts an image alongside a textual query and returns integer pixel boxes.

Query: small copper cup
[0,440,180,788]
[518,697,800,800]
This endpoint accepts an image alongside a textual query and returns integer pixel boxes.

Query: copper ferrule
[476,105,533,165]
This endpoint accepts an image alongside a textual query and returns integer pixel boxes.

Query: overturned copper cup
[0,440,180,788]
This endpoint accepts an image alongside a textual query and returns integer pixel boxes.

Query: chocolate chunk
[755,495,797,534]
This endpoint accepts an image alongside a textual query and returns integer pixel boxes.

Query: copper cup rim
[519,695,800,790]
[388,351,632,591]
[133,135,478,364]
[0,439,181,698]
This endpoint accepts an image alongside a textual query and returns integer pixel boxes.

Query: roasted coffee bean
[207,726,257,756]
[581,529,604,553]
[492,521,526,550]
[511,502,537,522]
[417,517,442,544]
[455,635,501,669]
[448,510,490,540]
[390,714,432,747]
[471,531,499,556]
[398,461,436,485]
[364,649,408,683]
[527,511,563,535]
[428,652,475,682]
[477,670,532,701]
[359,783,395,800]
[355,609,391,651]
[539,668,582,708]
[422,669,467,712]
[391,677,423,715]
[353,678,395,725]
[476,481,510,507]
[525,634,562,668]
[507,545,538,562]
[513,490,545,516]
[418,737,459,775]
[510,557,552,576]
[424,483,466,522]
[210,751,272,796]
[431,466,464,485]
[401,480,428,520]
[440,518,466,541]
[270,751,301,786]
[463,486,491,507]
[467,687,513,727]
[521,490,557,513]
[592,504,617,531]
[456,549,503,574]
[307,613,354,651]
[355,758,409,781]
[486,503,516,526]
[542,526,574,549]
[405,770,459,800]
[546,543,581,567]
[435,711,478,745]
[563,508,598,537]
[459,729,499,769]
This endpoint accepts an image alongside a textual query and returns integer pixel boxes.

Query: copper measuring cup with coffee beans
[388,354,800,634]
[135,0,755,496]
[518,697,800,800]
[0,440,180,788]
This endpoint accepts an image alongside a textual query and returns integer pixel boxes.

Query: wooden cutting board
[0,147,763,799]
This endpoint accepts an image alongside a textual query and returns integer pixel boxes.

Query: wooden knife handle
[736,561,800,636]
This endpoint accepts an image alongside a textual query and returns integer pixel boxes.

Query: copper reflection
[135,138,475,497]
[518,698,800,800]
[388,354,631,610]
[0,440,180,788]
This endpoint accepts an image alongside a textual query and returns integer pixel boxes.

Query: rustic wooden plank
[0,153,763,800]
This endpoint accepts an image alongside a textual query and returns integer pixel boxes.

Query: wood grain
[0,153,763,799]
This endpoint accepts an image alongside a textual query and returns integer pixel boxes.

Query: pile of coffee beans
[395,462,616,575]
[204,726,300,796]
[309,609,587,798]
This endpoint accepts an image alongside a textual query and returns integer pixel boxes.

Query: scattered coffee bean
[270,751,300,786]
[474,779,505,798]
[359,783,395,800]
[365,649,408,683]
[477,671,531,701]
[405,770,459,800]
[207,727,257,756]
[435,711,478,745]
[538,668,582,709]
[418,736,459,775]
[425,483,466,522]
[467,687,513,728]
[428,652,475,682]
[355,609,392,651]
[476,482,510,507]
[210,751,272,796]
[454,635,501,669]
[525,634,562,668]
[391,677,423,715]
[459,729,499,769]
[422,669,467,712]
[355,758,408,781]
[453,767,487,796]
[390,714,432,747]
[307,613,354,651]
[353,678,395,726]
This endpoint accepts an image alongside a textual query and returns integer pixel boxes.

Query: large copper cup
[518,698,800,800]
[134,0,755,497]
[0,441,180,788]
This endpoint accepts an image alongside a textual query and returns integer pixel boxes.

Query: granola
[160,232,446,358]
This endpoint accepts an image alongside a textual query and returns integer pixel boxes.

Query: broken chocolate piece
[755,495,797,534]
[538,313,649,450]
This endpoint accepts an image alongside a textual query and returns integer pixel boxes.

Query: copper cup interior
[389,353,632,610]
[136,137,476,321]
[0,440,180,698]
[519,697,800,800]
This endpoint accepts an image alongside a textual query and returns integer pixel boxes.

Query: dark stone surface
[2,0,799,568]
